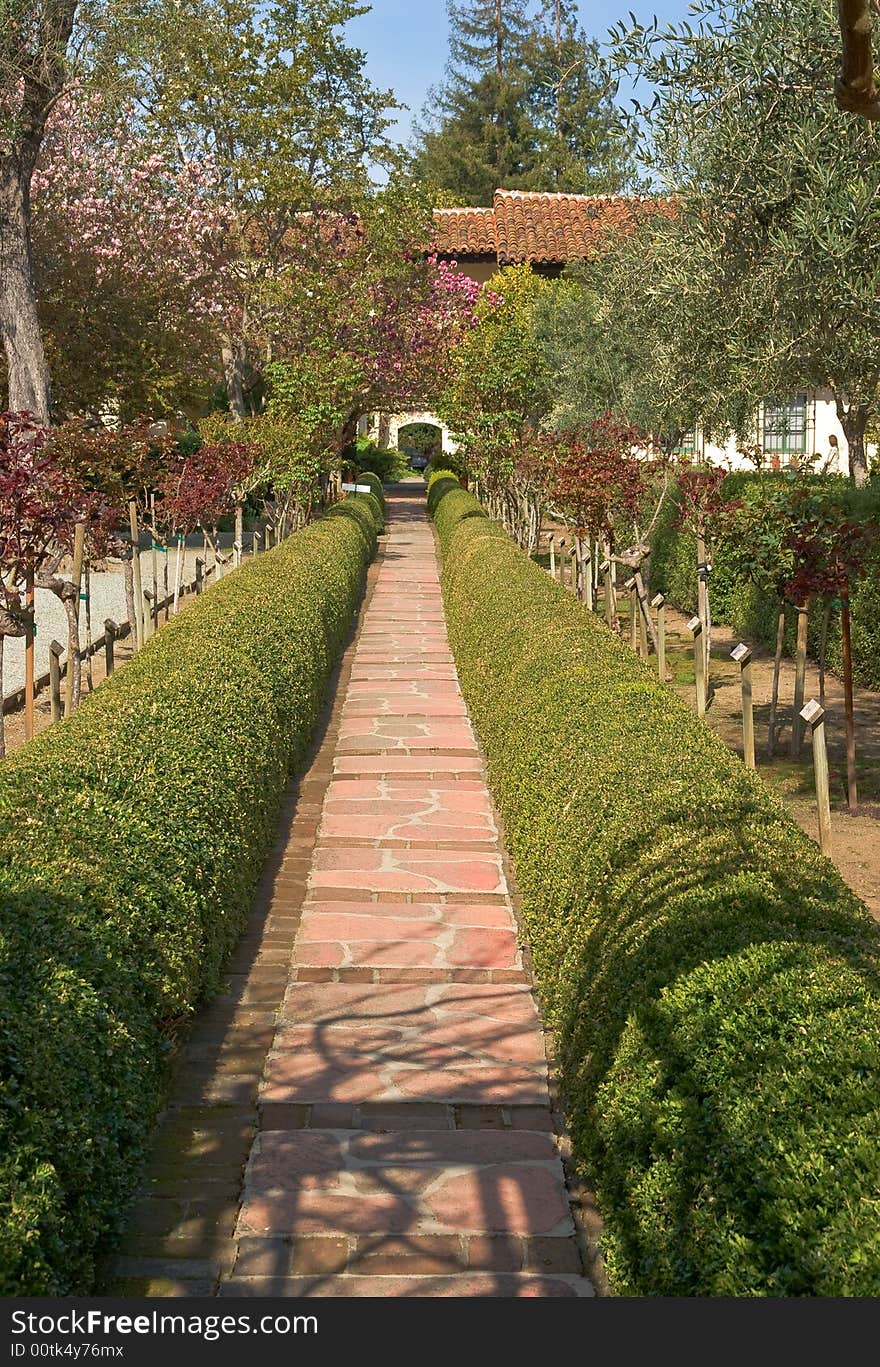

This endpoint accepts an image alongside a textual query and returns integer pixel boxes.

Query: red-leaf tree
[0,412,91,752]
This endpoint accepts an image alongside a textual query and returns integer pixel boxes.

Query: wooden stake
[24,566,35,740]
[129,502,144,649]
[791,603,809,758]
[253,531,262,556]
[688,615,706,717]
[104,618,117,676]
[558,537,566,586]
[64,523,85,717]
[569,544,578,595]
[841,597,858,810]
[731,643,755,768]
[195,557,204,593]
[548,535,556,579]
[651,593,666,681]
[49,640,64,723]
[801,698,832,856]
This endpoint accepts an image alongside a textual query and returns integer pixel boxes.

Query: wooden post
[234,539,242,570]
[253,531,262,556]
[791,602,809,759]
[696,523,710,673]
[570,544,578,595]
[688,615,706,717]
[840,597,858,810]
[128,502,144,649]
[24,566,35,740]
[651,593,666,681]
[731,643,756,768]
[104,618,117,676]
[49,640,64,722]
[558,537,566,586]
[195,557,204,594]
[548,535,556,579]
[64,522,85,718]
[801,698,832,857]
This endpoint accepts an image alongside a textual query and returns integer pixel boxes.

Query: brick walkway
[110,487,593,1299]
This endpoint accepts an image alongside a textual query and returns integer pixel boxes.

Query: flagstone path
[110,487,594,1299]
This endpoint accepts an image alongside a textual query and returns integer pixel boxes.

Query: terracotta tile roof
[433,190,655,265]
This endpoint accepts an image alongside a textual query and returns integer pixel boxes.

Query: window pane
[763,397,807,454]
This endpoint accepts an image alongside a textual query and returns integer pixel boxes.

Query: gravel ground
[2,544,220,699]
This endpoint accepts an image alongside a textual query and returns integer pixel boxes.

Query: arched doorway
[396,420,443,467]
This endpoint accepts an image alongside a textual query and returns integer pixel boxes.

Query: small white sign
[341,482,373,493]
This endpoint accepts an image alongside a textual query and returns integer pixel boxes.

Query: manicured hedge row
[428,471,880,1296]
[0,492,382,1294]
[650,472,880,690]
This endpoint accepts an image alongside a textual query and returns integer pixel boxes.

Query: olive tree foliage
[556,0,880,485]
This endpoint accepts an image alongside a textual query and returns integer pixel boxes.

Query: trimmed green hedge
[0,492,382,1294]
[428,471,880,1296]
[650,472,880,690]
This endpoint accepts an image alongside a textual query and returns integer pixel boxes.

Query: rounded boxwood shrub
[0,493,382,1294]
[429,472,880,1296]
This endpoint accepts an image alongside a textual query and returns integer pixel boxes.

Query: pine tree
[412,0,627,203]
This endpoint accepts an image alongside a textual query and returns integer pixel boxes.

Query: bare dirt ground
[534,530,879,922]
[663,604,880,920]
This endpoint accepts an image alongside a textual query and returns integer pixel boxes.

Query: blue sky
[347,1,692,147]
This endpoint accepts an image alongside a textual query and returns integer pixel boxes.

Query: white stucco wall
[697,390,853,475]
[359,411,460,457]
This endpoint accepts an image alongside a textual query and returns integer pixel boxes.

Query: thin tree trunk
[173,535,185,611]
[791,602,809,758]
[819,598,832,708]
[84,559,94,692]
[768,602,786,757]
[123,549,137,638]
[0,162,52,421]
[841,597,859,810]
[221,333,247,419]
[63,591,81,713]
[837,397,870,487]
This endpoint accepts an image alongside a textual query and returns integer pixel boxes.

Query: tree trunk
[122,549,137,638]
[0,160,52,420]
[841,597,859,810]
[837,398,870,486]
[0,1,76,419]
[221,333,247,419]
[63,590,81,713]
[768,602,786,757]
